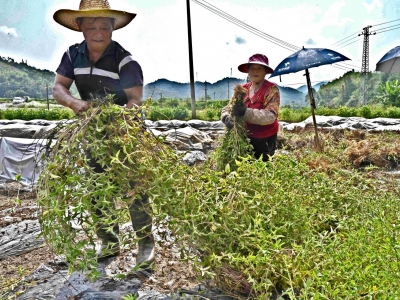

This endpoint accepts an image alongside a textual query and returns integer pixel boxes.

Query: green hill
[0,56,79,99]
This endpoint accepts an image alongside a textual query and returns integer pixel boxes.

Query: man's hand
[222,115,234,129]
[71,99,92,115]
[232,102,247,117]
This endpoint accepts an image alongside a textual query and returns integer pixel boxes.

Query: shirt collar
[77,40,116,57]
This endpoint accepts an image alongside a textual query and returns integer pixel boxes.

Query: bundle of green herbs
[208,84,253,172]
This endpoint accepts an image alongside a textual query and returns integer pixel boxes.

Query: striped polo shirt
[56,40,143,106]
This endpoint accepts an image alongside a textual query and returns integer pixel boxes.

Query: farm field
[1,118,400,299]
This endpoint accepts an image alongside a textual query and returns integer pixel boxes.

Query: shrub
[173,107,189,120]
[358,105,372,118]
[147,107,174,120]
[164,98,180,107]
[386,106,400,118]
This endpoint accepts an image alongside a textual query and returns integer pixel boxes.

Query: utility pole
[204,81,208,107]
[342,84,344,105]
[186,0,196,118]
[46,83,49,110]
[159,93,163,107]
[214,91,215,100]
[358,26,376,105]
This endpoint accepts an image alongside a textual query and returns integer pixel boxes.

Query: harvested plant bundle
[37,98,182,278]
[209,84,253,172]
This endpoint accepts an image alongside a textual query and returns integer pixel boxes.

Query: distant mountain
[296,85,308,94]
[144,78,307,107]
[296,81,329,94]
[277,85,307,107]
[313,81,328,91]
[144,77,245,100]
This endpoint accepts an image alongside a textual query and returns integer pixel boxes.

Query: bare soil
[0,182,201,298]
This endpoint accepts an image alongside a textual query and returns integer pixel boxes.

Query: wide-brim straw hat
[238,53,274,74]
[53,0,136,32]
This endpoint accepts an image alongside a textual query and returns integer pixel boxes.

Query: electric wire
[331,32,361,47]
[199,0,301,51]
[375,25,400,34]
[371,18,400,28]
[191,0,300,52]
[333,35,360,48]
[330,30,360,46]
[336,38,362,50]
[373,23,400,33]
[191,0,355,73]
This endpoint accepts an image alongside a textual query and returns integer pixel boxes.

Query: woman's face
[79,17,113,52]
[248,64,268,84]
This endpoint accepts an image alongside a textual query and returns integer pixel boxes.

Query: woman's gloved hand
[222,115,234,129]
[232,102,247,117]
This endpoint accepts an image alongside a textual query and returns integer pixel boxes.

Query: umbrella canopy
[270,47,351,77]
[270,47,350,152]
[376,45,400,74]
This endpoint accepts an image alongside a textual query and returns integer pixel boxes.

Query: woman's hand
[232,102,247,117]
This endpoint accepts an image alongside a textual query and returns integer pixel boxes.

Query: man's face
[248,64,268,84]
[79,17,113,51]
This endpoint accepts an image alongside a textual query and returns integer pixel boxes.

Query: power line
[197,0,301,51]
[192,0,357,74]
[336,38,362,50]
[273,80,330,86]
[372,18,400,28]
[330,30,360,47]
[375,25,400,34]
[333,35,360,48]
[374,23,400,32]
[191,0,300,52]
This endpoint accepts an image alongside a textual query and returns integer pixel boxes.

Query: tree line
[306,70,400,108]
[0,57,78,99]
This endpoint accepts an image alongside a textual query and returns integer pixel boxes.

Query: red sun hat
[238,54,274,74]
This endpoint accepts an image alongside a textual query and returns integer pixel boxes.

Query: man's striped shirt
[56,40,143,106]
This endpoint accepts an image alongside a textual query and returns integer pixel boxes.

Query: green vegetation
[38,101,400,298]
[0,57,79,98]
[312,71,400,107]
[0,107,74,120]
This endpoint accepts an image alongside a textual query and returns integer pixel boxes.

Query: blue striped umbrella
[270,47,351,152]
[376,45,400,74]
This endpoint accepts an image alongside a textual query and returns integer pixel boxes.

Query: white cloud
[364,0,383,14]
[0,25,18,38]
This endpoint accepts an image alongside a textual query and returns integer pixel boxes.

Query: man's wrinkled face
[78,17,113,51]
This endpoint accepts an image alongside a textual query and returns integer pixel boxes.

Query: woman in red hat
[221,54,280,161]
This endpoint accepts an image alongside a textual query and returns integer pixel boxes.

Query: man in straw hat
[52,0,155,267]
[221,54,280,161]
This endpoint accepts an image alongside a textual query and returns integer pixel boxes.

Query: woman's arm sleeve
[243,85,280,125]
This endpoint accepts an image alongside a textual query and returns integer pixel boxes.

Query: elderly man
[52,0,154,267]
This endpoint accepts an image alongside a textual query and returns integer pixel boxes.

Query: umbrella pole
[305,68,322,152]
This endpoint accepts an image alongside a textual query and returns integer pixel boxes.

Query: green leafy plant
[208,84,253,172]
[37,95,400,298]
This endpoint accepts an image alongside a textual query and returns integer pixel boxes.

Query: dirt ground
[0,182,202,298]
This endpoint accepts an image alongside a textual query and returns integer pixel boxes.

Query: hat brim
[53,9,136,31]
[238,62,274,74]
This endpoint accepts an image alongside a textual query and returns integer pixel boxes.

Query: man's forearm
[53,83,90,114]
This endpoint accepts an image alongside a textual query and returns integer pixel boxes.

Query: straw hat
[238,54,274,74]
[53,0,136,32]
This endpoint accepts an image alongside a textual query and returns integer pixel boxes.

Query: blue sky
[0,0,399,88]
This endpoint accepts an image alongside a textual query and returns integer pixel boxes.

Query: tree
[375,80,400,107]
